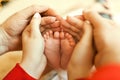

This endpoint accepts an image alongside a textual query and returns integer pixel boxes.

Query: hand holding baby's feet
[83,9,120,67]
[20,13,47,79]
[64,16,94,80]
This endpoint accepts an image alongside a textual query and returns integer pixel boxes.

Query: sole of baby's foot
[60,32,76,69]
[44,30,60,69]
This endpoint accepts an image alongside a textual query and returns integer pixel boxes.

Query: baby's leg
[44,30,60,69]
[60,32,76,69]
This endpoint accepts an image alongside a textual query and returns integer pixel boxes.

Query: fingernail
[33,12,40,18]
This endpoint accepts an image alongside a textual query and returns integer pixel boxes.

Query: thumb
[80,21,93,44]
[30,12,42,37]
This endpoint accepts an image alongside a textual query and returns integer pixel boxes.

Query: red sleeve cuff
[75,64,120,80]
[3,63,36,80]
[91,64,120,80]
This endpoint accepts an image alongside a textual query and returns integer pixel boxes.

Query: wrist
[20,54,47,79]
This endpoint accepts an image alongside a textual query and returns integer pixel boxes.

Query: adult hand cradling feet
[83,9,120,68]
[67,18,94,80]
[0,5,61,55]
[20,13,46,79]
[3,12,48,80]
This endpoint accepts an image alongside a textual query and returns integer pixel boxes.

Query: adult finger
[42,8,63,20]
[81,21,93,42]
[62,26,81,41]
[74,15,85,20]
[41,16,56,25]
[61,19,80,33]
[66,16,84,30]
[30,13,41,37]
[18,5,48,19]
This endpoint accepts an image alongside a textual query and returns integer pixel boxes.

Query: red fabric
[91,64,120,80]
[77,64,120,80]
[76,78,89,80]
[3,63,36,80]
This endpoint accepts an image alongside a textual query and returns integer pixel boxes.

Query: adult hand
[67,21,94,80]
[0,5,60,55]
[83,9,120,67]
[20,13,46,79]
[61,16,84,41]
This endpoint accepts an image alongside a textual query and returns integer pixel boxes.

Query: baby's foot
[60,32,76,69]
[44,30,60,69]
